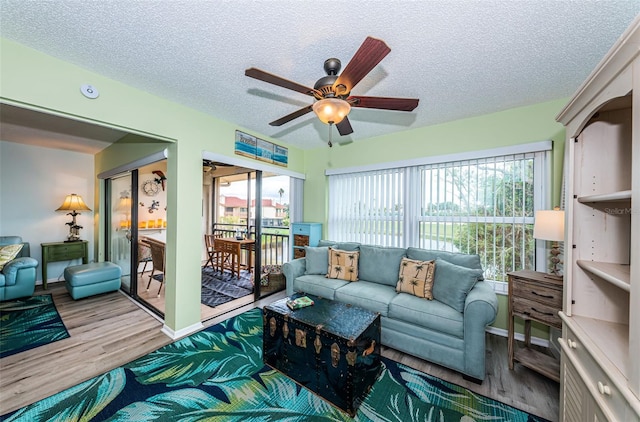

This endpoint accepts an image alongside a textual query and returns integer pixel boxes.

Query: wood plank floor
[136,270,254,321]
[0,285,559,420]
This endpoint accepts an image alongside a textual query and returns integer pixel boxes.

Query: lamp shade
[116,196,132,213]
[533,209,564,242]
[312,98,351,124]
[56,193,92,212]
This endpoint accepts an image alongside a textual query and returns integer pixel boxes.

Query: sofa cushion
[317,240,361,251]
[432,258,483,312]
[358,245,407,287]
[0,244,23,271]
[389,293,464,338]
[304,246,329,275]
[292,274,349,300]
[406,247,484,280]
[327,248,359,281]
[334,280,396,317]
[396,258,436,299]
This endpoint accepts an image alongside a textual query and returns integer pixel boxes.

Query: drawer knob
[567,339,577,349]
[597,381,611,396]
[532,291,554,299]
[531,307,554,317]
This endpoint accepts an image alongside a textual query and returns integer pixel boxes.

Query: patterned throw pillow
[0,244,24,271]
[326,247,359,282]
[396,257,436,299]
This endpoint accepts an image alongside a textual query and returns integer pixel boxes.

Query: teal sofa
[0,236,38,301]
[283,241,499,382]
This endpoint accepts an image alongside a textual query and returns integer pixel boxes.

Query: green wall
[2,36,566,340]
[0,38,304,333]
[301,98,568,337]
[302,98,567,226]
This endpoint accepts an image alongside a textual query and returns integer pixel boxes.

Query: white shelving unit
[556,15,640,422]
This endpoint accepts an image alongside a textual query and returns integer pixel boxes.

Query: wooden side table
[41,241,89,289]
[291,222,322,259]
[507,270,562,382]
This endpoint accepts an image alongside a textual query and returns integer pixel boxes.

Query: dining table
[214,237,255,278]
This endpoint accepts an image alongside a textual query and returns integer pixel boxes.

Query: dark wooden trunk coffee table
[263,294,381,416]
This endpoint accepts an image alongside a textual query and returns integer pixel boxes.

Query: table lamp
[56,193,92,242]
[533,207,565,276]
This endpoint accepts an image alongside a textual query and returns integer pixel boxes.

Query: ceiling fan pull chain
[328,123,333,148]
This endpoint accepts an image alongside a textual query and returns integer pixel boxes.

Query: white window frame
[327,141,553,293]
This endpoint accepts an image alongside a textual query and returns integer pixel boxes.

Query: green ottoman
[64,262,122,300]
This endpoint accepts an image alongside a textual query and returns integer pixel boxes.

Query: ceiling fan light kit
[245,36,419,145]
[312,98,351,125]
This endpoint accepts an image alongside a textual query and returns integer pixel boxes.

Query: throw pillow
[304,246,330,275]
[432,258,483,312]
[0,244,24,271]
[358,245,407,286]
[396,257,436,299]
[326,247,359,282]
[318,240,361,251]
[406,247,485,281]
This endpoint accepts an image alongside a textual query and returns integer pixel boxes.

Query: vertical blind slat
[328,152,541,281]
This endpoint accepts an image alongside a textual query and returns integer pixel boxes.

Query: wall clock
[142,179,160,196]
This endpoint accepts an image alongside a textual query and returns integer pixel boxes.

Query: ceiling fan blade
[336,116,353,136]
[245,67,319,97]
[332,36,391,95]
[349,96,419,111]
[269,105,313,126]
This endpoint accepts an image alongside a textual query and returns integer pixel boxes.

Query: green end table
[41,240,89,289]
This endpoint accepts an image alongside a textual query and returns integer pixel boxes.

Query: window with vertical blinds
[328,145,550,283]
[328,168,406,247]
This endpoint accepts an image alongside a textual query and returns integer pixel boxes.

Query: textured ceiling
[0,1,638,150]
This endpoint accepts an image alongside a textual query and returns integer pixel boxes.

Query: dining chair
[203,234,221,269]
[205,233,230,271]
[138,239,153,275]
[214,237,240,278]
[145,238,166,297]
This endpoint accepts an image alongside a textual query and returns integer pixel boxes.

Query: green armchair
[0,236,38,301]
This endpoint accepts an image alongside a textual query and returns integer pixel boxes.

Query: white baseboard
[486,326,550,348]
[118,292,203,339]
[161,321,204,340]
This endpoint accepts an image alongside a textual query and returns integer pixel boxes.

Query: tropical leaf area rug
[200,266,254,308]
[0,294,69,359]
[0,308,549,422]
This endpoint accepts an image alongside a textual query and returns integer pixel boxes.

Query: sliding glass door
[208,169,290,298]
[107,172,136,295]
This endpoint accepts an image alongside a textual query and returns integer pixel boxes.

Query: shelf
[577,190,631,203]
[576,260,630,292]
[514,346,560,383]
[570,314,630,385]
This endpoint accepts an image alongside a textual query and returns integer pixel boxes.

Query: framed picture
[273,144,288,167]
[235,130,257,158]
[256,138,274,163]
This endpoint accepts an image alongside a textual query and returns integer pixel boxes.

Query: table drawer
[292,225,311,236]
[47,244,86,260]
[512,279,562,308]
[294,235,309,247]
[294,248,306,259]
[512,297,561,328]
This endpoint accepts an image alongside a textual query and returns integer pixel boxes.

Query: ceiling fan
[202,159,234,174]
[245,36,419,146]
